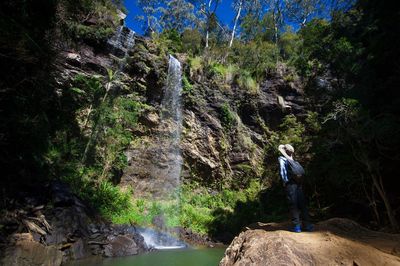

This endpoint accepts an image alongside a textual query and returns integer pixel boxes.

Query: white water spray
[138,227,186,250]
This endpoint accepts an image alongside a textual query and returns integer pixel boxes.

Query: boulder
[2,233,63,266]
[220,219,400,266]
[104,234,145,257]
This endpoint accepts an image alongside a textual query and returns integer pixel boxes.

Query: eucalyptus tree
[136,0,165,34]
[268,0,284,44]
[229,0,271,47]
[160,0,198,32]
[240,0,266,41]
[229,0,244,47]
[284,0,324,27]
[199,0,221,48]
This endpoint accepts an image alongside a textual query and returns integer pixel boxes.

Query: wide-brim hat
[278,144,294,159]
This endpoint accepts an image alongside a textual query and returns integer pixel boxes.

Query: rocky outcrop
[2,233,63,266]
[0,182,148,265]
[120,39,308,194]
[219,218,400,266]
[104,234,145,257]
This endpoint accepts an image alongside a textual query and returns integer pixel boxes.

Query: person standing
[278,144,313,232]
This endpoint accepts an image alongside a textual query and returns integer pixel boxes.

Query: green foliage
[66,22,115,42]
[177,180,269,235]
[182,75,193,93]
[278,114,307,150]
[152,29,183,54]
[181,28,203,55]
[241,11,275,42]
[206,62,238,85]
[229,41,278,80]
[189,56,203,72]
[207,62,226,78]
[71,74,104,105]
[279,28,301,62]
[305,111,322,133]
[45,70,145,221]
[160,0,197,33]
[236,70,259,94]
[220,103,236,129]
[60,0,120,42]
[100,178,285,236]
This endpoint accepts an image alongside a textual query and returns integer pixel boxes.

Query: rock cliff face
[219,218,400,266]
[119,38,308,195]
[50,22,308,196]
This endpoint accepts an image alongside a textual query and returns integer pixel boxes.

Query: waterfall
[144,55,184,198]
[107,26,135,59]
[159,55,183,193]
[137,227,186,250]
[136,55,184,249]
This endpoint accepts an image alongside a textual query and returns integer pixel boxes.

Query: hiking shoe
[292,225,301,233]
[304,224,314,232]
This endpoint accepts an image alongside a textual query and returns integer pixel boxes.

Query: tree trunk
[205,0,213,48]
[372,172,399,231]
[362,175,380,225]
[229,1,242,48]
[350,142,399,231]
[205,30,209,48]
[83,104,93,129]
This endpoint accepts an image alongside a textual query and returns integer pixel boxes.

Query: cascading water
[138,227,186,250]
[107,25,135,60]
[137,55,185,249]
[159,55,183,193]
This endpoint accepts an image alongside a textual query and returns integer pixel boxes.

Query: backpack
[287,159,305,183]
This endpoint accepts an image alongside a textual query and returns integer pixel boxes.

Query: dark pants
[286,183,311,227]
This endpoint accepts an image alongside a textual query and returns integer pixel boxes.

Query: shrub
[181,28,203,55]
[182,75,192,93]
[230,41,278,80]
[60,0,120,42]
[220,103,236,129]
[206,62,237,85]
[236,70,259,94]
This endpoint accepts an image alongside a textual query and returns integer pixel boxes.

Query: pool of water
[68,247,226,266]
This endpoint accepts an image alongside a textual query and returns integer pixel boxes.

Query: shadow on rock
[209,182,289,243]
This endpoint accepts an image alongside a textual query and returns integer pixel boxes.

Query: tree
[284,0,324,27]
[324,99,399,231]
[229,0,244,47]
[160,0,198,32]
[136,0,164,34]
[269,0,284,45]
[199,0,221,48]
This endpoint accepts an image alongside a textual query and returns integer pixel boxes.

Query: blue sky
[124,0,236,34]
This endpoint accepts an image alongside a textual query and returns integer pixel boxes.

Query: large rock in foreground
[2,233,63,266]
[220,218,400,266]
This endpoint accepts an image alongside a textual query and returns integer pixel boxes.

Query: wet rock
[107,26,135,58]
[104,235,145,257]
[152,215,166,230]
[68,238,91,260]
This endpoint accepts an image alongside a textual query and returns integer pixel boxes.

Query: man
[278,144,313,233]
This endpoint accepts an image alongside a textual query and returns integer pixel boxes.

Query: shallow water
[68,247,226,266]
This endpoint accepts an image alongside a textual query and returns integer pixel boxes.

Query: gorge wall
[119,37,308,195]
